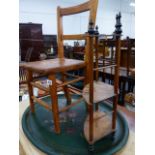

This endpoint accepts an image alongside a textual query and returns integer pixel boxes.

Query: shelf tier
[82,81,116,104]
[84,111,114,144]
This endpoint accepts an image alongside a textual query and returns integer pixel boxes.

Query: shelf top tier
[82,81,116,104]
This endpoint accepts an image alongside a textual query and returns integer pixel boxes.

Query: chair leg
[112,95,118,129]
[88,104,94,144]
[49,74,61,134]
[27,70,35,113]
[62,73,71,105]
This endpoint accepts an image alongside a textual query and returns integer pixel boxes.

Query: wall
[19,0,135,40]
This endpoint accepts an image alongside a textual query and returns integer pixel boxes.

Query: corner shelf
[82,81,116,104]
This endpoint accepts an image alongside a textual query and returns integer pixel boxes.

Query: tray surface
[22,94,129,155]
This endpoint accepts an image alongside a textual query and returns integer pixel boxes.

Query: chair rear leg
[62,73,71,105]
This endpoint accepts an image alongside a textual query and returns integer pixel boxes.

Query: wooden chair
[24,0,99,134]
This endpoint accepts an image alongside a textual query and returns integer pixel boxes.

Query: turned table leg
[27,70,35,113]
[49,74,61,134]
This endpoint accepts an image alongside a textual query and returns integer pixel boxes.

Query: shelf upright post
[112,12,122,130]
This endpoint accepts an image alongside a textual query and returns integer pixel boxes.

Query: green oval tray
[22,94,129,155]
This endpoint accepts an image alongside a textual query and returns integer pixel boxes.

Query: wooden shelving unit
[82,12,122,145]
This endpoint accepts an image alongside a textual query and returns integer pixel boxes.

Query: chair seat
[23,58,86,74]
[82,81,116,104]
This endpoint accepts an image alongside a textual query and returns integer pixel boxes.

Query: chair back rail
[57,0,98,58]
[59,1,90,16]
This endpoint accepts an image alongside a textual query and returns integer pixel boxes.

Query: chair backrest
[57,0,99,58]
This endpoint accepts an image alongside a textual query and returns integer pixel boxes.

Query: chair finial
[94,25,99,35]
[88,19,95,35]
[114,12,122,38]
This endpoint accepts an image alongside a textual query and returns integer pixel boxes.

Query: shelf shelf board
[82,81,116,104]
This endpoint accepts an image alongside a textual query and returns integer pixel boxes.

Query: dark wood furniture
[24,0,98,135]
[19,23,44,61]
[19,34,57,85]
[98,37,135,105]
[72,42,85,59]
[120,37,135,76]
[65,37,135,106]
[43,35,57,57]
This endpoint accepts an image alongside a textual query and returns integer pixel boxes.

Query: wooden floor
[19,99,135,155]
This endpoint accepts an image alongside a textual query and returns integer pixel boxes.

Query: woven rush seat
[82,81,116,104]
[23,58,86,74]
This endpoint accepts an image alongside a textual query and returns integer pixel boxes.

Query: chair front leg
[49,74,61,134]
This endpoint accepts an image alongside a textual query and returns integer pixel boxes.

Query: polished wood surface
[82,12,122,144]
[83,81,115,104]
[61,73,71,104]
[20,62,49,85]
[31,96,52,110]
[24,58,86,74]
[94,35,99,80]
[58,76,85,88]
[49,74,61,133]
[86,35,94,143]
[57,6,64,58]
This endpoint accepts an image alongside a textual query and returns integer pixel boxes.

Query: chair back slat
[62,34,85,40]
[60,1,90,16]
[57,0,98,58]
